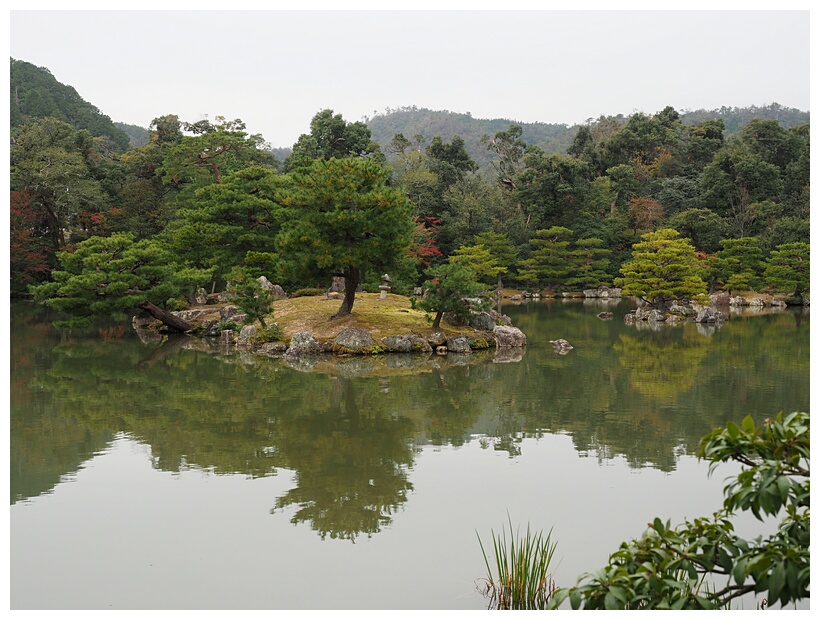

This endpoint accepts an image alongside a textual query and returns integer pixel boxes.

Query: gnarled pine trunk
[137,301,193,332]
[334,266,360,318]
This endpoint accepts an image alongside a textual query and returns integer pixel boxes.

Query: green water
[9,299,810,609]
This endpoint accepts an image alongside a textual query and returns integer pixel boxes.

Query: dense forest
[10,57,811,315]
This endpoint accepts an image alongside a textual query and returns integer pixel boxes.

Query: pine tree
[276,157,414,317]
[30,233,211,330]
[615,228,709,309]
[763,242,809,300]
[518,226,574,290]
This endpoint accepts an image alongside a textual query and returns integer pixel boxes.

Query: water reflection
[10,300,810,540]
[271,377,415,541]
[614,330,709,399]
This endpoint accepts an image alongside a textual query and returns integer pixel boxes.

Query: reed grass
[477,514,558,610]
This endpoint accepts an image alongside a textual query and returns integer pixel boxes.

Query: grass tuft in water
[477,514,558,610]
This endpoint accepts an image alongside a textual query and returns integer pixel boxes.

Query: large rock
[257,276,288,300]
[668,303,696,318]
[286,331,323,356]
[220,305,240,320]
[467,336,492,350]
[172,308,212,323]
[490,309,512,326]
[333,327,377,354]
[646,309,666,322]
[469,311,496,331]
[202,320,222,337]
[381,335,433,353]
[634,307,665,322]
[256,341,288,356]
[443,311,468,327]
[695,307,726,323]
[446,336,472,353]
[426,332,447,347]
[584,286,621,298]
[237,324,257,346]
[550,338,573,353]
[493,325,527,348]
[328,276,345,294]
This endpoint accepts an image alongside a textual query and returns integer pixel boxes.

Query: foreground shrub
[290,287,325,298]
[549,411,810,610]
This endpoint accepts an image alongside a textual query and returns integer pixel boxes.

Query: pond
[9,299,810,609]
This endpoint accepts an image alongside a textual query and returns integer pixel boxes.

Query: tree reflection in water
[11,300,810,540]
[271,377,416,541]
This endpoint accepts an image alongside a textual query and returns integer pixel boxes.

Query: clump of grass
[477,515,558,610]
[250,323,283,344]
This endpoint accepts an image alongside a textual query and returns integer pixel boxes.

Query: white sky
[6,5,814,148]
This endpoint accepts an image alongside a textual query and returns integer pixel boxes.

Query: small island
[133,287,528,363]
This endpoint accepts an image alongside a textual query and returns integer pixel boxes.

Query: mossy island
[132,288,528,375]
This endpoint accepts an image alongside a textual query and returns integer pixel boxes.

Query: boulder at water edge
[493,325,527,347]
[333,327,377,354]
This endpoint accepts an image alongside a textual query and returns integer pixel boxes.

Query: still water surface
[10,299,809,609]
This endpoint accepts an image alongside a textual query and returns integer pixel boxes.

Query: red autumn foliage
[407,216,443,267]
[10,191,53,295]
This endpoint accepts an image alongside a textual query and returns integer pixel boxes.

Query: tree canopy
[276,157,415,316]
[284,109,382,172]
[763,242,810,299]
[11,58,130,151]
[615,228,709,308]
[30,233,211,330]
[413,260,487,329]
[11,58,810,312]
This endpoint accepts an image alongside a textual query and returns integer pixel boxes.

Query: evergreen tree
[10,117,113,253]
[711,237,764,293]
[226,266,275,329]
[550,412,810,610]
[30,233,211,331]
[763,242,809,300]
[449,244,506,286]
[473,231,519,288]
[567,237,612,290]
[413,261,486,329]
[285,109,382,172]
[615,228,709,309]
[164,166,285,286]
[518,226,575,290]
[276,157,414,317]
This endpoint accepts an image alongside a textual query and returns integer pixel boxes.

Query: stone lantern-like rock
[379,273,392,300]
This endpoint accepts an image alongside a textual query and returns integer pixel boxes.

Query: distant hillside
[366,106,574,169]
[679,103,809,134]
[10,58,130,152]
[360,104,809,172]
[114,121,150,149]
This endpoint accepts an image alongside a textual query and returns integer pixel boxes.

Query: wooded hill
[10,58,131,152]
[10,57,809,165]
[364,104,810,172]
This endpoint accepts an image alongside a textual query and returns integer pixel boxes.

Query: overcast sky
[8,6,812,148]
